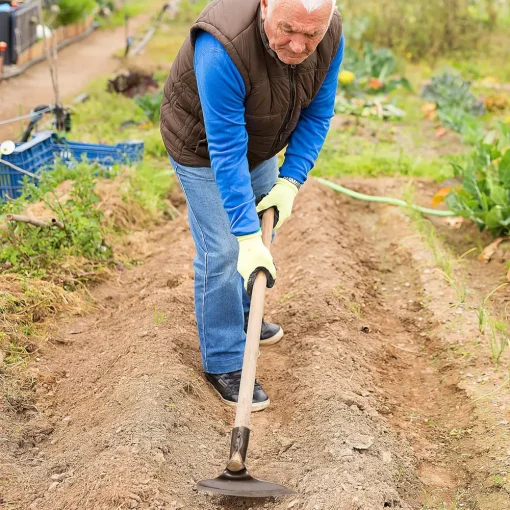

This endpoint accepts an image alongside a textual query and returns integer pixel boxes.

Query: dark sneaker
[205,370,270,412]
[244,312,284,346]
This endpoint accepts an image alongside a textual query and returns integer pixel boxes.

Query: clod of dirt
[166,275,182,289]
[347,433,375,451]
[107,69,159,98]
[50,471,70,481]
[47,481,59,492]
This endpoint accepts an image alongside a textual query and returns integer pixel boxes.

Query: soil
[2,177,510,510]
[0,13,152,142]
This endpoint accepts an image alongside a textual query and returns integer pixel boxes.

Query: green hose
[315,177,456,217]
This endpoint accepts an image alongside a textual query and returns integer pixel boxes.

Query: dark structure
[0,2,38,66]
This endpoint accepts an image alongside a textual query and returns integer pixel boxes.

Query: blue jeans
[170,155,278,374]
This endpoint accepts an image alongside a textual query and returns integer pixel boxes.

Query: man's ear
[260,0,269,21]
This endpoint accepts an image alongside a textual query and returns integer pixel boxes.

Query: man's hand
[237,231,276,296]
[256,178,299,230]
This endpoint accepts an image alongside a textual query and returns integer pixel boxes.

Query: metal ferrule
[229,426,251,463]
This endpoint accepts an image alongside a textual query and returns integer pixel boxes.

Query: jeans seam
[175,170,210,372]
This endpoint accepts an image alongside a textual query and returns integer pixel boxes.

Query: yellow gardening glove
[256,178,299,230]
[236,230,276,296]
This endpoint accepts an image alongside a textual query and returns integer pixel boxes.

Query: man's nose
[288,36,305,54]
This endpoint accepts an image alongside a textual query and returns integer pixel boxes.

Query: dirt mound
[6,176,509,509]
[1,180,424,510]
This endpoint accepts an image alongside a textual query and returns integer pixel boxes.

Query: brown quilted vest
[160,0,342,169]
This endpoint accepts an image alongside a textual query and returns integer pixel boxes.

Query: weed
[0,161,112,280]
[3,343,30,368]
[439,271,466,305]
[0,275,88,381]
[486,315,509,364]
[120,160,175,221]
[405,185,468,304]
[408,412,421,423]
[421,489,466,509]
[470,284,509,363]
[153,306,166,326]
[393,465,406,484]
[474,283,508,334]
[490,474,505,488]
[276,291,298,305]
[449,428,472,438]
[348,302,363,318]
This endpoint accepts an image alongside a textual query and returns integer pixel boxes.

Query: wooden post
[0,41,7,76]
[36,0,60,107]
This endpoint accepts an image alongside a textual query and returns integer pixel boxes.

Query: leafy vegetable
[134,91,163,124]
[422,72,485,116]
[445,123,510,237]
[339,43,412,96]
[335,96,405,120]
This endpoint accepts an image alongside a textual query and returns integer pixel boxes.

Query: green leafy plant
[143,128,168,158]
[445,123,510,237]
[56,0,96,26]
[0,160,113,279]
[335,95,405,120]
[339,43,412,96]
[134,91,163,124]
[421,72,485,135]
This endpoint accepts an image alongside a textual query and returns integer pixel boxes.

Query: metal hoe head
[197,467,295,498]
[197,426,295,498]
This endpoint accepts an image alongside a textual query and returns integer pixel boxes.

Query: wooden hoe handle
[234,208,274,429]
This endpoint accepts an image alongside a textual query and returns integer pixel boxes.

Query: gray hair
[267,0,336,17]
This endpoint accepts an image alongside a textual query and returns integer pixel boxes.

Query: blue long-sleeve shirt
[194,31,344,236]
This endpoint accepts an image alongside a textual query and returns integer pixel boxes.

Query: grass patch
[1,274,89,411]
[68,77,167,158]
[312,126,455,182]
[96,0,165,29]
[403,184,467,303]
[69,78,146,144]
[0,158,175,382]
[141,22,190,67]
[0,161,113,280]
[119,159,177,221]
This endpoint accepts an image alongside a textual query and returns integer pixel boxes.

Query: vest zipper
[268,64,296,156]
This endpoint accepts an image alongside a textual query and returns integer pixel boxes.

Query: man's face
[261,0,332,65]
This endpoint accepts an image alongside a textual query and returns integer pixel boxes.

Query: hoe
[197,208,295,498]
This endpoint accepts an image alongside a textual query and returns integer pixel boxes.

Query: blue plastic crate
[0,132,55,200]
[0,131,144,200]
[55,139,144,169]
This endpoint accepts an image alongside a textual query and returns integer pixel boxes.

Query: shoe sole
[210,385,271,412]
[259,326,284,346]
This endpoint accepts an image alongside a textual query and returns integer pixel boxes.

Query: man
[161,0,344,411]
